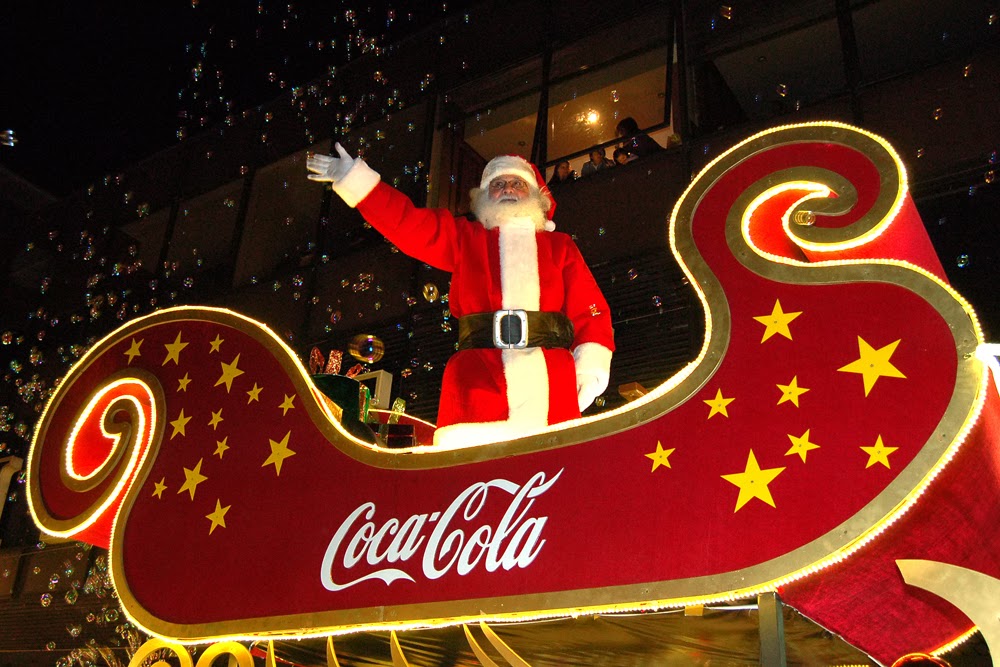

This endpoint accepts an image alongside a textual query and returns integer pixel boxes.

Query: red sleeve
[560,238,616,352]
[355,182,461,272]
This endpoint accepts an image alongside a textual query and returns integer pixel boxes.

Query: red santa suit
[331,155,614,448]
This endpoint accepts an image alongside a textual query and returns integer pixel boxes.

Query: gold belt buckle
[493,310,528,349]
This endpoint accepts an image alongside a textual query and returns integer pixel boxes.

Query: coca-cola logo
[320,469,563,591]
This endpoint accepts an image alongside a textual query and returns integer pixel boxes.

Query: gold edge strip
[30,369,166,538]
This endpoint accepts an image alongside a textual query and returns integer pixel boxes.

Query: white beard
[470,188,550,231]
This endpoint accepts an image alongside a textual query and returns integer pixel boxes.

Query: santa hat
[479,155,557,228]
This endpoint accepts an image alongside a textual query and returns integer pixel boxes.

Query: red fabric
[356,182,614,428]
[781,383,1000,664]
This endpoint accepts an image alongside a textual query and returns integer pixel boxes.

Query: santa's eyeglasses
[489,178,529,191]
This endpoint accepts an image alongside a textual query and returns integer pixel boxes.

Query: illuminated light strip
[740,182,834,257]
[30,378,158,540]
[63,381,146,483]
[932,626,979,657]
[789,132,907,254]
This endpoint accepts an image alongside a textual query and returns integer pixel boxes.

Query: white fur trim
[497,227,549,429]
[480,155,537,190]
[503,347,550,425]
[332,158,381,208]
[499,226,540,310]
[573,342,613,393]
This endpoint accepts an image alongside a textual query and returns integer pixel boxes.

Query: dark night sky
[1,2,468,196]
[2,4,193,194]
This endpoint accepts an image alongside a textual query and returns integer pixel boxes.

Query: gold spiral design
[28,368,166,539]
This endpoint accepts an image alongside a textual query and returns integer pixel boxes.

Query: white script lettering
[320,469,562,591]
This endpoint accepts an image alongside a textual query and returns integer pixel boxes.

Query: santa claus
[307,145,614,448]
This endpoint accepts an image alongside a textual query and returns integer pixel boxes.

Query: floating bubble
[422,283,439,302]
[348,334,384,363]
[627,268,638,280]
[776,83,789,97]
[932,107,943,121]
[956,254,970,268]
[40,593,52,607]
[985,170,995,184]
[652,296,662,307]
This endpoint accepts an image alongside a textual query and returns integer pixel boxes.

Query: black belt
[458,310,574,350]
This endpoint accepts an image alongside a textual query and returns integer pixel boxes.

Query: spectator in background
[580,147,615,177]
[616,116,664,160]
[547,159,576,186]
[613,148,632,165]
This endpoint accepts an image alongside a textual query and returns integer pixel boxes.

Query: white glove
[306,142,356,184]
[576,373,604,412]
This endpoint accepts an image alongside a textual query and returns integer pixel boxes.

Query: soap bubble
[348,334,384,363]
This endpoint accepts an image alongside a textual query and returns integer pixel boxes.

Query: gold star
[162,331,188,365]
[177,373,192,392]
[247,383,263,403]
[861,435,898,469]
[645,441,676,472]
[838,337,906,396]
[151,478,167,498]
[776,376,810,407]
[123,338,143,364]
[176,458,207,500]
[753,300,802,343]
[785,429,820,463]
[209,334,224,353]
[205,499,231,535]
[208,409,224,430]
[169,409,192,440]
[214,353,244,393]
[263,430,296,476]
[279,394,296,416]
[214,436,230,459]
[721,450,785,512]
[703,389,735,419]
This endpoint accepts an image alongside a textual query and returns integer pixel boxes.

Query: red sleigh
[26,122,1000,663]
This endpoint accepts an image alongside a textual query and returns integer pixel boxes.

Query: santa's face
[471,172,550,230]
[487,175,531,204]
